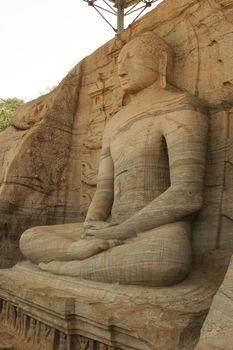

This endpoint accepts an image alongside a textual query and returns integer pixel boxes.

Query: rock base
[0,252,229,350]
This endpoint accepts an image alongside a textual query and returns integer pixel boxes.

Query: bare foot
[39,260,82,276]
[69,238,122,260]
[38,239,123,275]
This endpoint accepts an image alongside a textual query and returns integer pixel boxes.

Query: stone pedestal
[0,252,229,350]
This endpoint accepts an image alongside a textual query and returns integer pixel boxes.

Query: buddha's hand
[80,238,123,257]
[83,225,125,241]
[81,221,119,240]
[74,237,123,259]
[84,221,136,241]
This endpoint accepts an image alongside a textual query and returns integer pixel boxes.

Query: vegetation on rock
[0,98,24,131]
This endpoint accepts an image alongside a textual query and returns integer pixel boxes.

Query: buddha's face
[117,40,159,94]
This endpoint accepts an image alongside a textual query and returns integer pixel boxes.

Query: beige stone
[195,255,233,350]
[0,345,12,350]
[0,251,229,350]
[0,0,233,348]
[19,31,208,287]
[0,62,83,267]
[0,0,233,268]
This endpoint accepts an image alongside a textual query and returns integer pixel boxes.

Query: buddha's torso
[109,100,171,222]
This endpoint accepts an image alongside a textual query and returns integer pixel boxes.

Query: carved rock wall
[195,255,233,350]
[0,255,228,350]
[0,64,83,266]
[0,297,115,350]
[0,0,233,267]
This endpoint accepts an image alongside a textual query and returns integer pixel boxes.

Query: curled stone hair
[134,31,172,56]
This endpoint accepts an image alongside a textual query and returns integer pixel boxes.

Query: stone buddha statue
[20,32,208,287]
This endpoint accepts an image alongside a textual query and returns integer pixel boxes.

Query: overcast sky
[0,0,164,102]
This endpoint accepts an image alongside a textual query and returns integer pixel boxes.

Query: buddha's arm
[85,129,114,225]
[90,109,208,240]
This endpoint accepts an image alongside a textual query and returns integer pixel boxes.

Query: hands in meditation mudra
[20,32,208,286]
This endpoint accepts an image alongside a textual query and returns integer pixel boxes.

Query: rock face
[0,0,233,348]
[195,256,233,350]
[0,0,233,268]
[0,63,83,266]
[0,253,229,350]
[19,31,208,287]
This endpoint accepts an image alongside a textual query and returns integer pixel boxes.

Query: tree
[0,98,24,132]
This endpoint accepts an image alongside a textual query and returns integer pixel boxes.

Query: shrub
[0,98,24,131]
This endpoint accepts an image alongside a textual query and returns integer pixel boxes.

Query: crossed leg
[19,222,120,264]
[38,221,192,287]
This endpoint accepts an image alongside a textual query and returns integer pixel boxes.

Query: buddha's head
[117,31,173,94]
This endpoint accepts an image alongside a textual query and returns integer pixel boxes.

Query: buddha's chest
[110,115,163,167]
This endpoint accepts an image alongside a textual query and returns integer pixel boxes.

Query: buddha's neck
[123,81,163,106]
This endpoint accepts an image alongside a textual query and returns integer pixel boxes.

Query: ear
[159,49,168,89]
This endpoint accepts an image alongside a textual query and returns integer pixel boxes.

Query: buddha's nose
[118,60,128,77]
[118,65,127,77]
[119,71,127,78]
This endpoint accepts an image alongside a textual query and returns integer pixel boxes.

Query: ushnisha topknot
[131,31,172,59]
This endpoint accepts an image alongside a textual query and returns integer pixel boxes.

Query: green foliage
[0,98,24,131]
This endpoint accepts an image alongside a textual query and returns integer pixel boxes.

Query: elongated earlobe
[159,50,168,89]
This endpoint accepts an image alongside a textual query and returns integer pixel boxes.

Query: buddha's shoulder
[157,87,207,114]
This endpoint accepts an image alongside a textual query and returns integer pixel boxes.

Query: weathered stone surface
[0,63,83,267]
[195,255,233,350]
[0,0,233,267]
[19,31,208,287]
[0,344,12,350]
[0,251,229,350]
[0,0,233,348]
